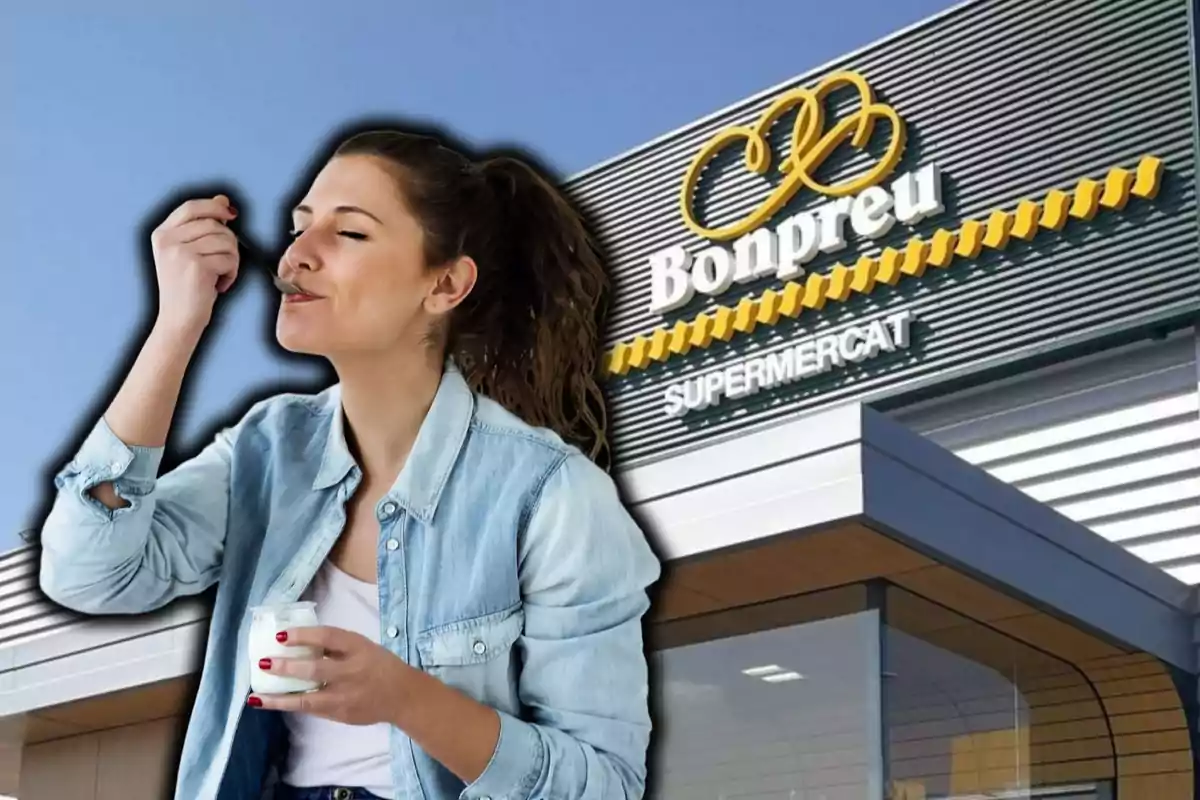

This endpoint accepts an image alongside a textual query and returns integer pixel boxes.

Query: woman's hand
[250,624,503,784]
[151,194,240,339]
[248,625,413,726]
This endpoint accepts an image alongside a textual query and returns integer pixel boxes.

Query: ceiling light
[761,671,805,683]
[741,665,782,677]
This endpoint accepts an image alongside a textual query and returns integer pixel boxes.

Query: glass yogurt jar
[248,601,322,694]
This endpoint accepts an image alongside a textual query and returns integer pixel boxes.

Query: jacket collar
[312,360,475,523]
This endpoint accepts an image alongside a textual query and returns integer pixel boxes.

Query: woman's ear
[425,254,478,316]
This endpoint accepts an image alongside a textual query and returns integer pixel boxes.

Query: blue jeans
[275,786,387,800]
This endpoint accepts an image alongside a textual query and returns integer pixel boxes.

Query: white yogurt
[248,601,322,695]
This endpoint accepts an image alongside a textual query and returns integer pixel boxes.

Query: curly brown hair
[332,131,612,469]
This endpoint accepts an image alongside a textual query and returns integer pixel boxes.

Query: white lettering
[744,359,767,394]
[726,363,749,398]
[816,197,855,254]
[886,308,915,347]
[703,370,724,407]
[648,245,694,314]
[649,166,943,315]
[692,247,735,296]
[765,349,796,386]
[775,211,819,280]
[795,341,818,378]
[733,228,779,284]
[816,334,842,371]
[839,327,868,362]
[850,186,896,239]
[663,384,687,419]
[893,164,944,225]
[660,310,917,417]
[863,318,892,356]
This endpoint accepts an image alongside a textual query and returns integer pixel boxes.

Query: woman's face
[275,154,472,359]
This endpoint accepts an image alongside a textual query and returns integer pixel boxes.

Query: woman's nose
[281,254,309,273]
[279,243,317,277]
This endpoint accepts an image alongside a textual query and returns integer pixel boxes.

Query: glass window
[650,587,883,800]
[884,587,1114,800]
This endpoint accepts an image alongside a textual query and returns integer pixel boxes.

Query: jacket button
[385,538,399,551]
[472,641,487,655]
[386,625,399,638]
[380,501,398,518]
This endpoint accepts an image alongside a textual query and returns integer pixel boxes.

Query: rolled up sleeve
[461,452,662,800]
[69,414,166,505]
[39,415,235,615]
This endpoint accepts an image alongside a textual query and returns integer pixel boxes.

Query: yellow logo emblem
[679,71,907,241]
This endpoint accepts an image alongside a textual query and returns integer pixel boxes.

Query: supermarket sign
[595,70,1166,423]
[650,70,939,315]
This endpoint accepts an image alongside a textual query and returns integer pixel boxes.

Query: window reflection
[884,587,1114,800]
[651,601,882,800]
[643,581,1144,799]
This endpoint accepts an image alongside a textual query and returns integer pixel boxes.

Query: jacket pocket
[416,604,524,712]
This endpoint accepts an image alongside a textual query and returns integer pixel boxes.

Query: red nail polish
[276,631,288,643]
[247,696,262,708]
[228,204,238,217]
[258,658,272,670]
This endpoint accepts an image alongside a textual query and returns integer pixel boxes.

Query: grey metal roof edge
[857,405,1196,672]
[615,402,866,504]
[561,0,982,187]
[862,445,1196,672]
[858,404,1195,611]
[0,620,203,717]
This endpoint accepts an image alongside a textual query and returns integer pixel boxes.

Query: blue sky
[1,0,954,550]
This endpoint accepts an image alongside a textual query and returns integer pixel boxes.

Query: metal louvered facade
[567,0,1199,469]
[0,546,69,648]
[890,329,1200,584]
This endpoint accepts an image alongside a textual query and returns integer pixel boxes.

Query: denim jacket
[38,362,662,800]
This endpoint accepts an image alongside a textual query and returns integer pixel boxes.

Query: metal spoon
[270,273,303,295]
[233,231,303,294]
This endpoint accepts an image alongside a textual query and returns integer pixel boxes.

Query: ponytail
[455,157,611,468]
[332,132,613,469]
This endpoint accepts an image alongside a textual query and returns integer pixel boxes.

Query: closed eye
[287,229,367,241]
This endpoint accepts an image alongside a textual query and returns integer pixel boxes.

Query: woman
[38,130,661,800]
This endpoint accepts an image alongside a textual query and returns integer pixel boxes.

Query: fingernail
[228,204,238,217]
[258,658,272,670]
[276,631,288,643]
[247,696,262,708]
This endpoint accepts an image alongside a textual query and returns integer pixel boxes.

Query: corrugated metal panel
[564,0,1199,467]
[890,329,1200,584]
[0,545,78,648]
[0,544,212,684]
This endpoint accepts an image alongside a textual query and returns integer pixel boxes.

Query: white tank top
[281,559,394,798]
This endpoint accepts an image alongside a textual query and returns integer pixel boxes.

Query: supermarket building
[1,0,1199,797]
